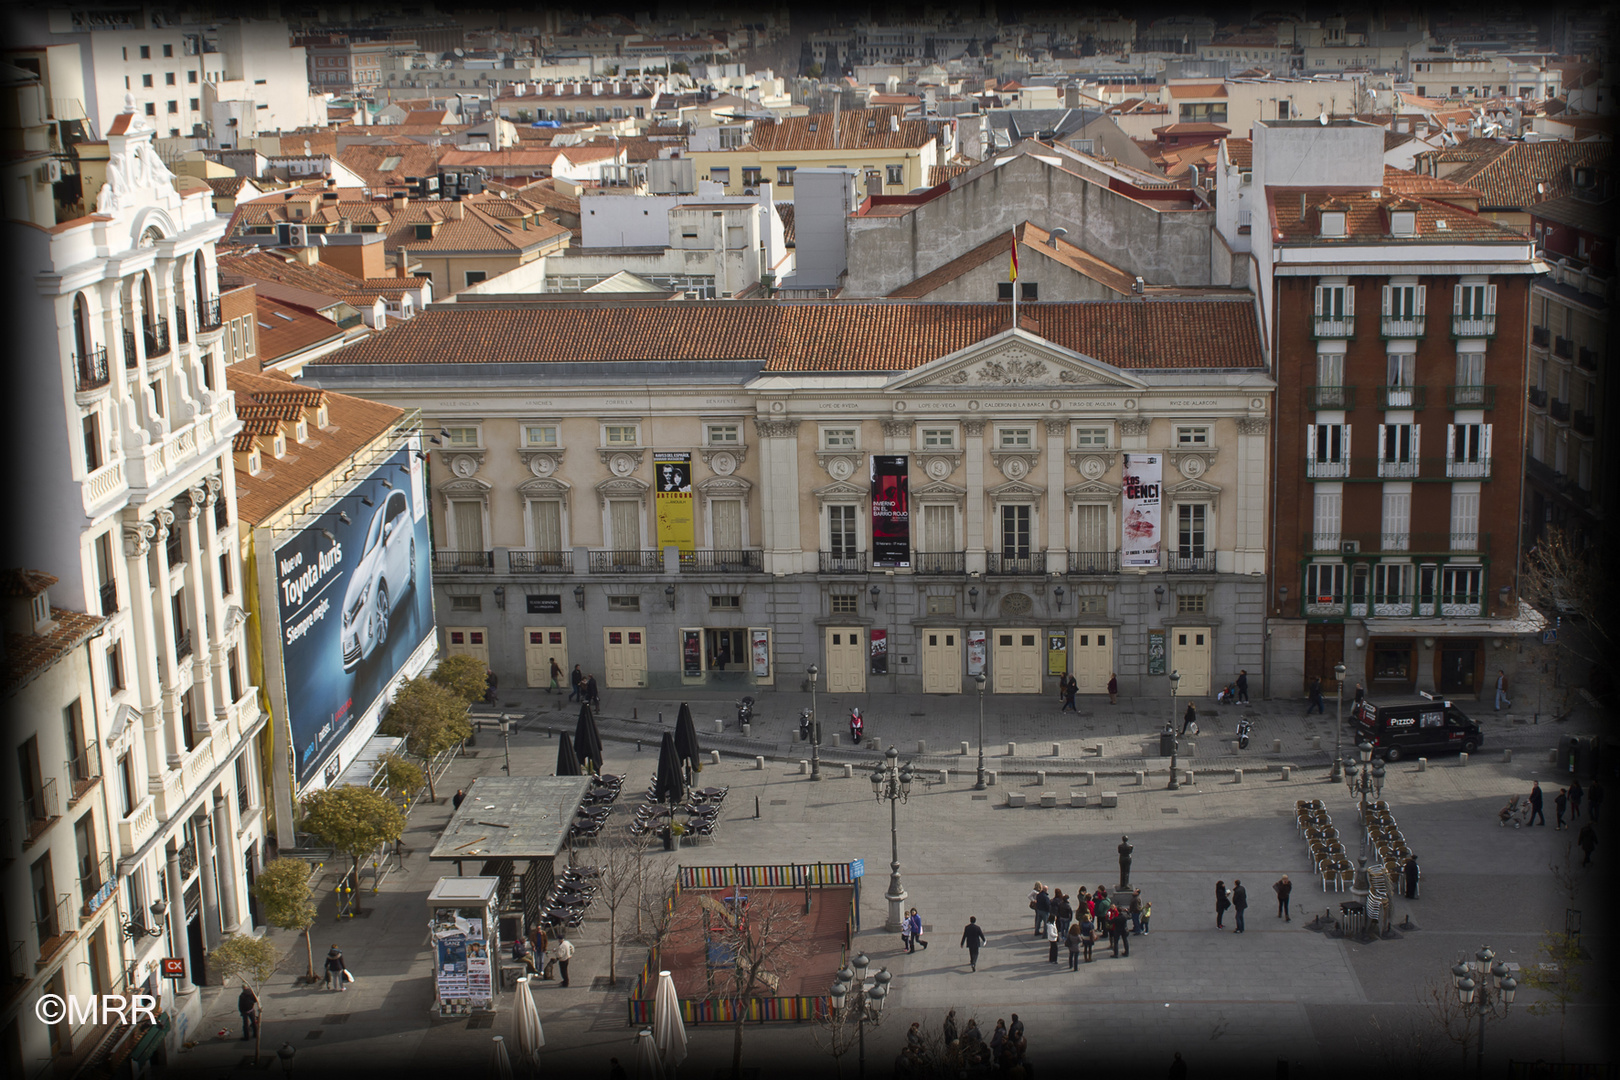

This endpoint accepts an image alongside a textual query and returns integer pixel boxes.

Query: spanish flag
[1010,236,1019,282]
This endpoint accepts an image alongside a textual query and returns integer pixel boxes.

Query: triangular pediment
[812,479,867,503]
[914,479,967,501]
[1065,479,1119,500]
[886,328,1149,392]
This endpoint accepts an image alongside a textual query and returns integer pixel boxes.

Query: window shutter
[1379,424,1389,460]
[1485,283,1497,314]
[530,500,562,552]
[712,500,744,550]
[1343,425,1351,460]
[1415,285,1427,316]
[1381,284,1392,316]
[1454,283,1463,315]
[1412,424,1421,460]
[1344,286,1354,317]
[1482,424,1492,462]
[1314,286,1323,317]
[1447,423,1456,460]
[1307,424,1318,460]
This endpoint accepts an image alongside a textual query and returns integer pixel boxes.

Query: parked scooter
[848,707,864,745]
[736,696,754,728]
[1236,715,1253,750]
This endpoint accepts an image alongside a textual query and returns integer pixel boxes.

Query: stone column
[1234,417,1269,577]
[125,518,164,784]
[164,846,195,996]
[196,810,222,951]
[195,478,233,720]
[1045,419,1067,573]
[213,791,245,934]
[753,418,802,573]
[964,420,986,574]
[178,492,217,729]
[149,508,184,764]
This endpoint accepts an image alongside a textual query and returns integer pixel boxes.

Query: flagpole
[1010,234,1019,329]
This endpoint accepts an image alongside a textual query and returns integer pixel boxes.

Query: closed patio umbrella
[634,1027,660,1080]
[575,704,604,773]
[654,731,685,807]
[513,976,544,1074]
[653,969,687,1072]
[555,732,581,776]
[490,1035,513,1080]
[674,709,702,779]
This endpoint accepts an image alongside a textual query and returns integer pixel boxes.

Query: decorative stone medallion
[1001,592,1033,615]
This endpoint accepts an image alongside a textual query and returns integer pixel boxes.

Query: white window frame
[522,423,560,448]
[825,502,862,557]
[602,422,641,446]
[444,425,481,448]
[821,426,858,450]
[1174,425,1211,447]
[920,426,957,449]
[998,503,1036,558]
[1381,486,1411,551]
[706,497,749,550]
[523,496,569,552]
[705,423,741,446]
[1073,425,1111,448]
[1307,423,1350,478]
[1305,562,1347,612]
[1312,484,1343,549]
[997,425,1034,449]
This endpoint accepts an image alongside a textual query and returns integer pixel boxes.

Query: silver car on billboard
[341,488,417,670]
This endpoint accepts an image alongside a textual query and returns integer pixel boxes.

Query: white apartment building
[4,100,258,1066]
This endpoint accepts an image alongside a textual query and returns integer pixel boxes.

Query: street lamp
[277,1042,296,1078]
[808,664,822,782]
[870,746,912,932]
[973,672,987,790]
[1330,661,1347,780]
[829,956,892,1080]
[1167,670,1182,790]
[1450,945,1517,1079]
[499,714,511,776]
[1343,739,1385,902]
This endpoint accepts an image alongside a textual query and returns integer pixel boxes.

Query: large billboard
[274,445,434,787]
[870,454,910,568]
[1120,453,1162,569]
[655,451,695,559]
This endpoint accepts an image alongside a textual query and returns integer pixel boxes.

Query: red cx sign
[161,958,186,979]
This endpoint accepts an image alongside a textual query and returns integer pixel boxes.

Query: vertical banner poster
[870,455,911,568]
[1047,632,1068,676]
[464,940,491,1002]
[750,629,771,678]
[682,629,703,678]
[655,452,695,562]
[966,630,987,676]
[869,629,888,675]
[1121,453,1163,568]
[1147,629,1167,676]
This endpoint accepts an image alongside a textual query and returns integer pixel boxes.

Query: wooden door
[992,629,1042,694]
[1071,629,1113,694]
[824,627,865,694]
[1303,623,1345,693]
[1172,627,1211,697]
[602,627,647,688]
[920,629,961,694]
[444,627,488,666]
[525,628,567,688]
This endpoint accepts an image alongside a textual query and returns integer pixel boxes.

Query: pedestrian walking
[1214,881,1229,928]
[1570,779,1584,820]
[530,924,551,979]
[1046,918,1060,964]
[452,789,466,810]
[1495,669,1512,710]
[1403,855,1420,898]
[1307,675,1325,715]
[1128,890,1144,934]
[1180,702,1198,735]
[1108,672,1119,705]
[1110,907,1130,956]
[1555,788,1569,831]
[1528,781,1546,826]
[1081,912,1096,962]
[960,916,986,971]
[1142,900,1152,934]
[568,664,583,701]
[238,985,259,1040]
[584,674,600,709]
[1030,882,1051,936]
[1062,674,1079,713]
[1274,875,1292,921]
[1354,681,1365,707]
[1577,823,1598,866]
[548,657,562,694]
[1235,669,1250,705]
[1231,880,1247,933]
[1589,781,1604,821]
[323,946,347,991]
[943,1009,958,1046]
[908,908,928,951]
[553,933,574,987]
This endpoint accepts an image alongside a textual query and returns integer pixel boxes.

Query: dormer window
[1390,210,1417,237]
[316,404,329,429]
[295,418,308,443]
[1320,211,1346,238]
[247,447,262,475]
[272,432,286,458]
[32,593,49,627]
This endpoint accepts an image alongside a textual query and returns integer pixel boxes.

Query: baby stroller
[1215,682,1239,705]
[1498,794,1530,828]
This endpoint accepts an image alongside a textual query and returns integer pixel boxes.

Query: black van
[1351,698,1482,761]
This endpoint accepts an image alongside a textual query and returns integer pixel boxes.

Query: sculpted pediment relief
[887,330,1147,392]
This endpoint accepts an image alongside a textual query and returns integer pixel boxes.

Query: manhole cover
[770,799,788,806]
[305,1031,323,1040]
[972,795,989,801]
[1161,807,1180,814]
[466,1014,495,1030]
[322,1015,350,1025]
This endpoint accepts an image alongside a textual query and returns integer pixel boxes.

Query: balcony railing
[1528,387,1549,408]
[1304,531,1490,555]
[1067,550,1119,574]
[174,305,188,344]
[1577,346,1597,371]
[1446,384,1495,409]
[913,551,965,574]
[1376,456,1420,479]
[1554,335,1574,359]
[1305,456,1350,479]
[986,553,1042,575]
[1550,399,1571,423]
[20,777,59,848]
[197,297,222,330]
[1532,325,1550,348]
[99,579,118,616]
[1376,385,1425,409]
[1166,552,1217,573]
[214,496,229,531]
[587,549,663,573]
[177,840,198,877]
[433,550,495,573]
[1312,317,1355,339]
[1307,385,1355,410]
[35,892,73,960]
[1573,410,1595,437]
[144,318,170,358]
[819,551,867,574]
[1445,456,1492,479]
[123,328,138,369]
[80,853,115,921]
[74,346,110,391]
[66,745,101,806]
[507,549,573,574]
[1380,316,1425,338]
[682,549,763,573]
[1451,314,1496,338]
[174,628,192,660]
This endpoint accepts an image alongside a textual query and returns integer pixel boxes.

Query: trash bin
[1159,730,1176,757]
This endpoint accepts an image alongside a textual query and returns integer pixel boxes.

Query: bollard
[1134,770,1145,786]
[799,760,809,775]
[755,795,759,818]
[1070,791,1087,808]
[1502,749,1513,763]
[1007,741,1018,757]
[658,711,663,725]
[986,769,998,786]
[1040,792,1058,808]
[1036,770,1047,786]
[831,732,841,746]
[1417,757,1428,772]
[918,740,927,755]
[709,750,721,765]
[633,707,638,720]
[960,741,970,756]
[1184,769,1195,786]
[1006,792,1027,808]
[1091,742,1104,756]
[1085,770,1096,787]
[1549,748,1558,765]
[1052,742,1061,757]
[1234,768,1243,783]
[939,769,950,786]
[741,722,750,737]
[1312,736,1322,751]
[1458,752,1469,766]
[1099,791,1119,807]
[1281,766,1292,781]
[1272,739,1283,753]
[1186,741,1196,757]
[843,763,854,779]
[714,719,724,734]
[755,756,765,770]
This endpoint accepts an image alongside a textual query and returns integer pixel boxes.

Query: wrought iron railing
[912,551,965,574]
[1446,384,1495,408]
[1380,316,1425,338]
[177,840,198,877]
[507,549,573,573]
[75,346,110,391]
[1165,552,1217,573]
[123,328,138,369]
[1375,385,1425,409]
[682,549,763,572]
[1307,385,1355,410]
[99,579,118,616]
[174,305,189,344]
[1531,325,1549,348]
[1528,387,1549,408]
[66,745,101,806]
[432,550,495,572]
[986,553,1042,575]
[21,777,59,846]
[1550,399,1571,422]
[1553,335,1573,359]
[144,318,170,358]
[1450,314,1496,338]
[818,551,867,574]
[197,298,222,329]
[175,628,192,660]
[1303,531,1489,555]
[587,549,662,573]
[1066,551,1118,574]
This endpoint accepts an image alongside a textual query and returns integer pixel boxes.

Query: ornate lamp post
[1331,661,1347,780]
[973,672,987,790]
[499,714,512,776]
[830,954,891,1080]
[1451,945,1517,1079]
[808,664,822,782]
[870,746,913,932]
[1343,739,1386,901]
[1167,670,1182,790]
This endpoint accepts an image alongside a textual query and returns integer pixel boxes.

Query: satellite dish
[303,139,311,152]
[454,48,464,57]
[1318,110,1329,126]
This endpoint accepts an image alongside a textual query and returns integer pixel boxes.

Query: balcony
[1166,552,1217,573]
[913,551,965,574]
[818,551,867,574]
[1307,385,1356,410]
[214,496,229,531]
[1306,456,1350,479]
[1451,314,1496,339]
[1445,456,1492,479]
[1528,387,1549,408]
[34,893,74,967]
[986,553,1042,575]
[682,549,763,573]
[118,795,156,859]
[197,297,222,330]
[1303,531,1490,556]
[1446,384,1495,409]
[507,549,573,574]
[99,579,118,616]
[20,777,59,848]
[164,529,183,568]
[80,853,115,922]
[1376,385,1425,409]
[1380,316,1425,338]
[177,840,198,877]
[1312,316,1355,339]
[1554,335,1574,360]
[1067,550,1119,574]
[1577,346,1597,371]
[1532,325,1549,348]
[434,549,495,573]
[66,745,101,807]
[1550,399,1571,423]
[144,317,170,358]
[1573,410,1595,437]
[75,346,110,392]
[175,627,193,660]
[1376,456,1420,479]
[588,549,662,573]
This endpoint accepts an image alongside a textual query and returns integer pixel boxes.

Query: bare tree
[592,823,660,987]
[1521,930,1586,1061]
[1419,974,1478,1071]
[701,891,809,1079]
[1355,1011,1448,1077]
[1520,527,1616,688]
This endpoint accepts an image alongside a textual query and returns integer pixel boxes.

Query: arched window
[73,293,92,357]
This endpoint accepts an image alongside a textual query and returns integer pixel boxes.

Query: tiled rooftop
[745,106,934,152]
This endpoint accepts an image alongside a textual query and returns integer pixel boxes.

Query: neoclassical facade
[305,298,1272,699]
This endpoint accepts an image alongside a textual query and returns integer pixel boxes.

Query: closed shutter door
[712,500,743,551]
[923,504,955,551]
[1076,504,1108,553]
[530,500,562,552]
[610,500,640,551]
[452,500,484,551]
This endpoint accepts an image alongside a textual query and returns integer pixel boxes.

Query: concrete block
[1272,739,1283,753]
[1040,792,1057,808]
[1099,791,1119,808]
[843,763,854,779]
[1184,770,1195,786]
[1091,742,1104,756]
[799,760,809,775]
[1134,770,1145,786]
[1417,757,1428,772]
[709,750,721,765]
[1051,742,1061,757]
[1036,770,1047,786]
[1233,768,1243,783]
[755,756,765,770]
[1085,770,1096,787]
[1280,766,1292,781]
[917,740,927,755]
[1458,752,1469,767]
[1006,792,1027,808]
[1186,741,1196,757]
[1070,792,1087,808]
[986,770,997,786]
[939,769,950,786]
[1312,736,1322,750]
[1502,749,1512,763]
[1007,741,1018,757]
[714,719,725,734]
[960,741,970,756]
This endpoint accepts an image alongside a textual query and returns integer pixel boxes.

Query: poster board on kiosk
[428,877,500,1015]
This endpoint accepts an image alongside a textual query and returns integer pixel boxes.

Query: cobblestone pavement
[166,686,1614,1080]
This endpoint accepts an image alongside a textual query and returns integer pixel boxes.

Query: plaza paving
[167,686,1613,1080]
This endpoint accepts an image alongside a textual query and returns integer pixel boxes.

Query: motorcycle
[736,696,754,728]
[798,708,813,741]
[1236,715,1252,750]
[848,707,864,746]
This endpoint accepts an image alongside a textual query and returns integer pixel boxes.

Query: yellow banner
[655,452,695,558]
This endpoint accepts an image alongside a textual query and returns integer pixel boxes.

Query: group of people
[928,1010,1031,1075]
[1028,881,1150,967]
[1528,779,1604,866]
[565,664,601,707]
[510,921,576,987]
[1053,673,1121,711]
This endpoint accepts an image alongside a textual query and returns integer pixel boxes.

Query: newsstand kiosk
[428,876,500,1016]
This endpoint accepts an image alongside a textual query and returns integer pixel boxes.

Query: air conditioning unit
[286,223,308,246]
[37,159,62,183]
[1340,541,1360,554]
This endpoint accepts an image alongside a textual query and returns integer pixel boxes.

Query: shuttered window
[529,500,562,551]
[609,499,641,551]
[922,504,956,552]
[1075,504,1109,553]
[712,500,743,551]
[451,499,484,552]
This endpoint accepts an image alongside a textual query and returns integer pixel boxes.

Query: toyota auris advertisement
[275,445,434,786]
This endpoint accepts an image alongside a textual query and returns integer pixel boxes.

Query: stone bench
[1070,791,1088,808]
[1099,791,1119,808]
[1040,792,1057,808]
[1006,792,1027,808]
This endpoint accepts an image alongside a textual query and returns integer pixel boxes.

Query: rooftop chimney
[393,190,409,210]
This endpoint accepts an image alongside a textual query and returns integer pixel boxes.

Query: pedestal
[884,882,908,932]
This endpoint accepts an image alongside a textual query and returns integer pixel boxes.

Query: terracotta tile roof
[888,223,1135,299]
[439,146,622,171]
[337,143,452,189]
[4,606,105,691]
[0,568,57,597]
[1440,140,1615,210]
[1267,186,1529,242]
[227,367,406,525]
[1167,83,1227,99]
[745,107,934,152]
[253,295,346,368]
[1222,137,1252,169]
[929,163,972,185]
[228,191,572,257]
[310,298,1263,372]
[207,176,247,197]
[570,136,664,163]
[1154,122,1231,135]
[220,249,373,305]
[1380,166,1484,207]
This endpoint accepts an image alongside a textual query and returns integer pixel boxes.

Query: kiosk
[428,876,500,1016]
